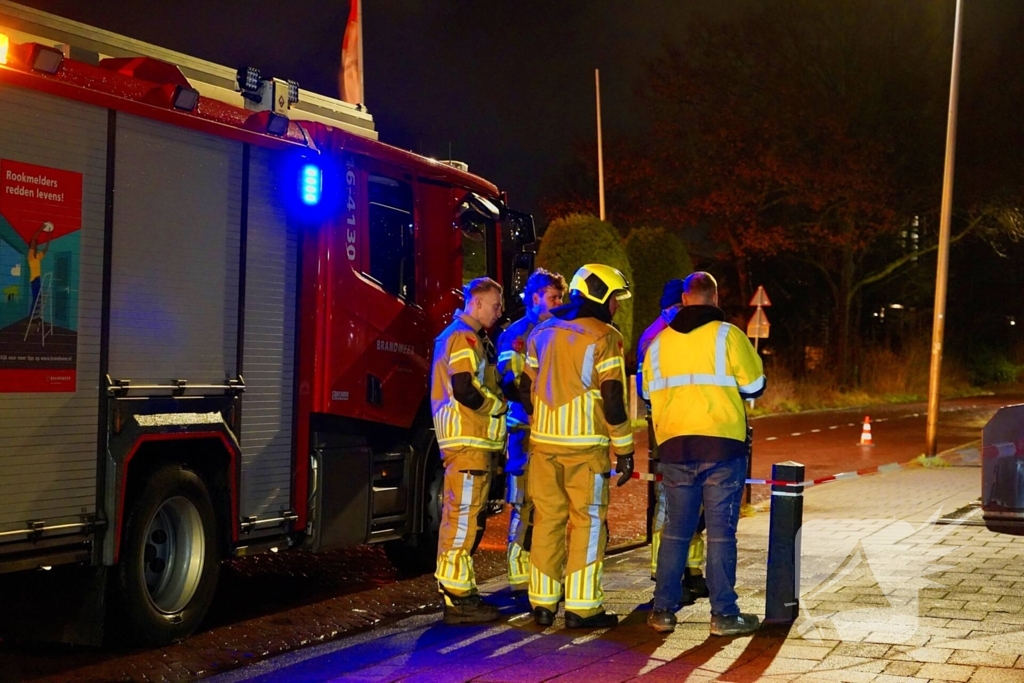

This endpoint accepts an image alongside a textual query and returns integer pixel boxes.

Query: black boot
[443,594,501,624]
[565,610,618,629]
[533,606,555,626]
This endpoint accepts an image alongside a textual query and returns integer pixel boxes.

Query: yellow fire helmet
[569,264,632,305]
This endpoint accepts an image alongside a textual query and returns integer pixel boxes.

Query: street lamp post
[925,0,965,456]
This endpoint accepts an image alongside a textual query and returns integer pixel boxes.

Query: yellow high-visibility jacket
[642,307,765,461]
[523,316,634,456]
[431,313,507,452]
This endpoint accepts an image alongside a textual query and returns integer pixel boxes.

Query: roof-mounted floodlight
[29,44,63,74]
[266,112,289,136]
[172,85,200,111]
[237,66,262,103]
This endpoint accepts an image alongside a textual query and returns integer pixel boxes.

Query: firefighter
[643,272,765,636]
[637,279,709,602]
[496,269,568,597]
[519,264,634,629]
[431,277,508,624]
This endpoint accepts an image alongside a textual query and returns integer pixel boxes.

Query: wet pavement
[207,463,1024,683]
[1,394,1017,682]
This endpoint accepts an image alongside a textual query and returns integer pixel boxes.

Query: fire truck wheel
[115,465,221,645]
[384,450,443,575]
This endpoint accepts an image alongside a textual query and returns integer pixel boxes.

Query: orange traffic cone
[859,416,874,447]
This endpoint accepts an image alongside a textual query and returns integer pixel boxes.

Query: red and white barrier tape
[625,440,1022,488]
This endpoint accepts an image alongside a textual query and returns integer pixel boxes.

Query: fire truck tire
[384,440,444,575]
[115,465,221,645]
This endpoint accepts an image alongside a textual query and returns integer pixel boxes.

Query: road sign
[749,285,772,308]
[747,307,770,339]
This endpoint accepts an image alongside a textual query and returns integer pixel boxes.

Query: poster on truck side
[0,159,83,392]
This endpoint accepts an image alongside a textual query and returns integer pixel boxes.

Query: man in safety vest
[637,279,709,603]
[496,269,567,597]
[642,272,765,636]
[431,277,508,624]
[519,264,634,629]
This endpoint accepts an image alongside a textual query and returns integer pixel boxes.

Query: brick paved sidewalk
[209,463,1024,683]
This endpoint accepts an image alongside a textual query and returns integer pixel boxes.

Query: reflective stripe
[564,561,604,610]
[586,473,603,565]
[437,435,505,450]
[648,322,739,393]
[715,323,731,376]
[508,474,519,502]
[610,433,634,449]
[648,373,738,391]
[580,343,595,387]
[530,432,610,448]
[526,354,539,368]
[508,543,529,583]
[436,548,476,590]
[449,348,476,366]
[739,374,766,395]
[595,357,622,373]
[498,350,516,363]
[649,337,663,383]
[530,565,562,606]
[452,472,475,548]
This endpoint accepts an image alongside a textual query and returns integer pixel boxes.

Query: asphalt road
[1,394,1016,683]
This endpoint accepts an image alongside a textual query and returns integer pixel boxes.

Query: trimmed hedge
[537,213,635,352]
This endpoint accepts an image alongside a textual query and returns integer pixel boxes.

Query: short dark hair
[464,277,503,306]
[524,268,567,302]
[682,272,717,302]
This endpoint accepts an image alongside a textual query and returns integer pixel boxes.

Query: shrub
[968,346,1023,386]
[537,213,635,352]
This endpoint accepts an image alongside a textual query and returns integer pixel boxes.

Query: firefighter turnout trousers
[435,449,497,603]
[506,467,533,590]
[505,403,534,590]
[528,447,610,618]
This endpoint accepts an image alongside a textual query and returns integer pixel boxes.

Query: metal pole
[926,0,964,456]
[357,0,365,105]
[595,68,606,221]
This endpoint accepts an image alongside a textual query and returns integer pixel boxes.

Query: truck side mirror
[512,251,535,296]
[505,210,536,247]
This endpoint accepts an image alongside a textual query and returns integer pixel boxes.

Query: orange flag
[340,0,363,105]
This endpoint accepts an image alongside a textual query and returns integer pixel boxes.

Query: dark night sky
[9,1,1022,216]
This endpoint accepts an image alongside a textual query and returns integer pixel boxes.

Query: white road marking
[487,632,549,658]
[438,625,511,654]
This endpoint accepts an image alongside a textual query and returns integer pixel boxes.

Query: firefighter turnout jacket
[642,305,765,462]
[521,314,633,457]
[496,309,540,473]
[431,312,507,453]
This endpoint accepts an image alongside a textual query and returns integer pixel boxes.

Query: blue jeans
[653,456,746,616]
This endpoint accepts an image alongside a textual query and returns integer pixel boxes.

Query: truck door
[357,162,428,428]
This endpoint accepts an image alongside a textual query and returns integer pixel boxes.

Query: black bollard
[765,461,804,624]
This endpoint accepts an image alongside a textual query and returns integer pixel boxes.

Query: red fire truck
[0,2,536,645]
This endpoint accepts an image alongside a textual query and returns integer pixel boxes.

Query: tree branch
[852,214,983,294]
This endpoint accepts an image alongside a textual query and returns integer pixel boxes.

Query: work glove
[615,452,634,487]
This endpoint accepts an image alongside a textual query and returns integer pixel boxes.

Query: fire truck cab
[0,1,536,645]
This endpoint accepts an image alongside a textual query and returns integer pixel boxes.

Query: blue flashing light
[300,164,322,206]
